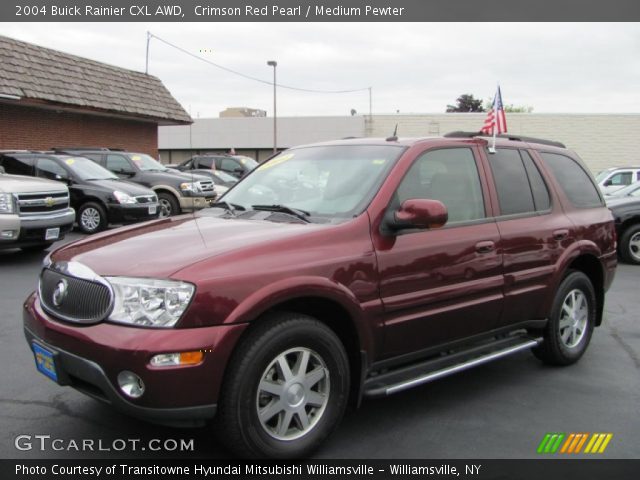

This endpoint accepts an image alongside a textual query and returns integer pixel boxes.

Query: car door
[34,158,80,206]
[220,158,243,177]
[105,154,139,182]
[376,146,504,358]
[481,148,569,329]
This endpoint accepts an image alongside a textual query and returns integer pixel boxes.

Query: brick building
[0,35,191,157]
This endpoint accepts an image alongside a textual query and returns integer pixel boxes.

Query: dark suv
[171,153,258,179]
[56,149,216,217]
[24,134,616,458]
[0,152,159,234]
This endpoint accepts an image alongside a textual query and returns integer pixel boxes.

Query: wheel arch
[566,254,605,326]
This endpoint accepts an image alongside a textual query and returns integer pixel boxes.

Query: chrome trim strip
[384,338,543,395]
[19,209,75,222]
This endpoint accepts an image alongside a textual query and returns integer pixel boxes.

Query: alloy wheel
[558,289,588,348]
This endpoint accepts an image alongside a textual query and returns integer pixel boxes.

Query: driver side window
[106,155,132,173]
[396,148,485,223]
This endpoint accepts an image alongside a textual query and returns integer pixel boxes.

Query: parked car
[595,166,640,195]
[0,152,159,234]
[24,133,616,458]
[604,180,640,198]
[0,165,74,251]
[54,149,216,217]
[167,161,238,196]
[169,153,258,179]
[606,194,640,264]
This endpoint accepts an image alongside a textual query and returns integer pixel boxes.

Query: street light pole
[267,60,278,154]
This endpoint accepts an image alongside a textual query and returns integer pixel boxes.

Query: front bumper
[178,195,215,212]
[107,203,160,225]
[0,208,75,248]
[23,293,248,427]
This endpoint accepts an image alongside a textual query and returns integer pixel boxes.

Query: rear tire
[216,312,350,458]
[532,271,596,366]
[78,202,107,234]
[619,224,640,265]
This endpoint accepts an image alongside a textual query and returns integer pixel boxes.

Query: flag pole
[490,83,498,153]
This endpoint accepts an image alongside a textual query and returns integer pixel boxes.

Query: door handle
[553,229,569,241]
[475,240,495,254]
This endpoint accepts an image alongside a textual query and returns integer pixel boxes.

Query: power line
[148,32,370,94]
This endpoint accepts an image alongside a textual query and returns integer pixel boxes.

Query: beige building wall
[370,114,640,173]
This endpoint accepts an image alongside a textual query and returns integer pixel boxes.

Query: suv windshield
[220,145,404,219]
[129,154,168,172]
[61,156,117,180]
[235,156,258,169]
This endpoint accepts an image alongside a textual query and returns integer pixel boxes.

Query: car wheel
[532,271,596,366]
[78,202,107,234]
[158,193,180,218]
[619,224,640,265]
[20,242,53,253]
[217,313,350,458]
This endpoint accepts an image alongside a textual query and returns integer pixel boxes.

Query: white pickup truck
[0,166,75,252]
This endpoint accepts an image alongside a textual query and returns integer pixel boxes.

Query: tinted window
[521,151,551,211]
[106,154,132,173]
[0,155,34,175]
[36,158,68,181]
[82,153,103,163]
[488,149,535,215]
[397,148,485,223]
[195,157,215,169]
[541,152,603,208]
[221,158,240,172]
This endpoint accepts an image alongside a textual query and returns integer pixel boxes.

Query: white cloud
[1,22,638,116]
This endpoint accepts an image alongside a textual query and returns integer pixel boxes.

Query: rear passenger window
[540,153,603,208]
[396,148,485,223]
[0,155,34,175]
[521,151,551,211]
[488,149,535,215]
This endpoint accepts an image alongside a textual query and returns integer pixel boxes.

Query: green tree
[446,94,485,113]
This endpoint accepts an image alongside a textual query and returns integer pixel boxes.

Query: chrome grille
[39,265,113,324]
[16,191,69,216]
[197,181,215,193]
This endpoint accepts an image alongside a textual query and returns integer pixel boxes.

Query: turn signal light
[150,350,204,367]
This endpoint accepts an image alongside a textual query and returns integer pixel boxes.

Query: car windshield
[130,153,168,171]
[608,180,640,197]
[61,156,117,180]
[235,156,259,169]
[219,145,404,220]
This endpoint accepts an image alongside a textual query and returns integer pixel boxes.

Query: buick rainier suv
[24,133,616,458]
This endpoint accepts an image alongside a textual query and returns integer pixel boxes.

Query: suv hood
[0,174,68,193]
[143,170,210,183]
[50,214,322,278]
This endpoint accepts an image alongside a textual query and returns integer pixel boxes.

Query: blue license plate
[32,342,58,382]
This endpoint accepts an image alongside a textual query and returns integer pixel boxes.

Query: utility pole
[267,60,278,153]
[145,31,151,74]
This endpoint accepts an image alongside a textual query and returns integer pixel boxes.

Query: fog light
[1,230,17,239]
[150,350,204,367]
[117,370,145,398]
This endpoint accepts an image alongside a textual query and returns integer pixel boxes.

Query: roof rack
[443,131,566,149]
[52,147,125,152]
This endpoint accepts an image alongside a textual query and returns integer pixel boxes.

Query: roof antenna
[386,124,398,142]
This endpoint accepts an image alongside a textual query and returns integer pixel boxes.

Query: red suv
[24,133,617,458]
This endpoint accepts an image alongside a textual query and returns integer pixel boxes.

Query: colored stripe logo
[537,433,613,454]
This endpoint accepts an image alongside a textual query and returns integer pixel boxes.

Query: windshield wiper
[211,201,246,214]
[252,204,310,223]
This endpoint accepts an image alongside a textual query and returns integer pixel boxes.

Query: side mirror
[55,174,72,185]
[117,168,135,176]
[234,167,244,175]
[603,179,612,186]
[383,199,448,234]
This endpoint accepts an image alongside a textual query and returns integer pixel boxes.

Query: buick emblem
[52,279,68,307]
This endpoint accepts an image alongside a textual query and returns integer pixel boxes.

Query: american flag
[481,85,507,135]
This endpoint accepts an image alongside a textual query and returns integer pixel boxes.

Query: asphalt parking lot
[1,231,638,459]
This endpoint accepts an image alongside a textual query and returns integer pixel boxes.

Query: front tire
[619,224,640,265]
[158,192,180,218]
[78,202,107,234]
[217,313,350,458]
[533,271,596,366]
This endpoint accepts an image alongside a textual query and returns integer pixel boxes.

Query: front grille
[17,191,69,216]
[134,195,156,204]
[197,181,215,193]
[40,268,113,324]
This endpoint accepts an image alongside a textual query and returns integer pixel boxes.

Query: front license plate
[148,205,157,215]
[45,227,60,240]
[32,342,58,382]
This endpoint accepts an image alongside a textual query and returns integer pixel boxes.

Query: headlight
[106,277,195,328]
[180,182,200,193]
[113,190,137,204]
[0,193,14,214]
